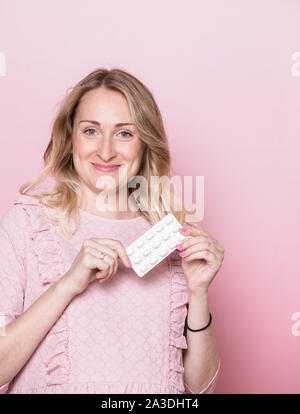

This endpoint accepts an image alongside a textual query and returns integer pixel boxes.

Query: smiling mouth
[92,163,120,172]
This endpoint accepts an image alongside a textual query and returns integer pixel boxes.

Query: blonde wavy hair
[19,67,196,239]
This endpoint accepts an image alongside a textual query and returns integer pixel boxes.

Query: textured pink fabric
[0,194,220,394]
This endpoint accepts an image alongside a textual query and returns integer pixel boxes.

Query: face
[71,87,145,209]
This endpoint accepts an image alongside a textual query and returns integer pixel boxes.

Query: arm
[177,221,225,394]
[0,208,77,391]
[0,273,75,388]
[183,289,220,394]
[0,213,130,391]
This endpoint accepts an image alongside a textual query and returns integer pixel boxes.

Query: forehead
[76,87,132,121]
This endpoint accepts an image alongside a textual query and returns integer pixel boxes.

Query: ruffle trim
[185,360,221,394]
[167,251,189,394]
[10,195,188,392]
[8,382,183,394]
[0,383,9,394]
[13,194,71,386]
[13,194,65,285]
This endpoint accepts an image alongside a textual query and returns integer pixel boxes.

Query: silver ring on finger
[98,250,106,259]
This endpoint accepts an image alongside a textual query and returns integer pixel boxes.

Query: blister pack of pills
[125,213,186,277]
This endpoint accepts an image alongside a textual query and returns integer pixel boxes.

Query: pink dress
[0,193,220,394]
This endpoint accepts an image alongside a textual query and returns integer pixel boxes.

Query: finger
[98,257,117,284]
[213,242,224,254]
[105,258,118,282]
[176,235,210,251]
[86,242,123,277]
[185,220,205,232]
[180,227,223,253]
[93,257,110,279]
[178,241,218,258]
[85,240,118,261]
[182,249,214,262]
[180,224,206,238]
[90,238,131,268]
[101,254,115,279]
[84,245,113,262]
[85,241,125,283]
[93,243,124,276]
[84,245,117,280]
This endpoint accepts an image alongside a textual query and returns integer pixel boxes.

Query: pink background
[1,0,300,393]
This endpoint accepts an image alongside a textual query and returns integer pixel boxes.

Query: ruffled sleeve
[167,250,220,394]
[12,194,71,387]
[0,203,28,393]
[0,383,9,394]
[167,251,189,393]
[13,194,65,285]
[184,361,220,394]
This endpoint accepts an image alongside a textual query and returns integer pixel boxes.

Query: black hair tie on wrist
[185,312,212,332]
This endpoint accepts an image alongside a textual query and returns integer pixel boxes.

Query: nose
[96,134,118,161]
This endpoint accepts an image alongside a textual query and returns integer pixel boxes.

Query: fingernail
[176,243,183,249]
[181,227,187,232]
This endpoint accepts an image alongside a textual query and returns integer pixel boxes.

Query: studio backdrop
[0,0,300,394]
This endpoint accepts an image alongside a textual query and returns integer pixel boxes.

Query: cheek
[122,140,144,163]
[73,135,95,158]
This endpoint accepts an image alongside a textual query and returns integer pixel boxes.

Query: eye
[118,131,133,138]
[84,128,97,136]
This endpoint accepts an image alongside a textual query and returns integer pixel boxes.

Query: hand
[176,222,225,295]
[63,238,131,297]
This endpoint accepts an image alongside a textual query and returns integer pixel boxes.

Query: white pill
[168,239,177,249]
[153,239,161,248]
[136,239,144,248]
[176,233,186,242]
[127,246,134,255]
[143,247,151,256]
[146,232,154,240]
[165,215,174,224]
[133,256,141,264]
[150,255,159,265]
[159,248,167,257]
[125,213,187,277]
[140,264,149,272]
[162,232,170,241]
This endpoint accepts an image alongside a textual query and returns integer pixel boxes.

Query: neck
[80,188,140,220]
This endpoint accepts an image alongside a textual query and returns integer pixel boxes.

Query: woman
[0,68,224,394]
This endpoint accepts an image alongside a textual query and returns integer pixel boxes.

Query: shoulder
[0,195,42,261]
[0,194,45,237]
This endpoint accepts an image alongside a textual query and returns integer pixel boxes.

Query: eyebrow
[79,120,134,127]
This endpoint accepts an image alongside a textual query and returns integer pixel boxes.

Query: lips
[92,163,120,172]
